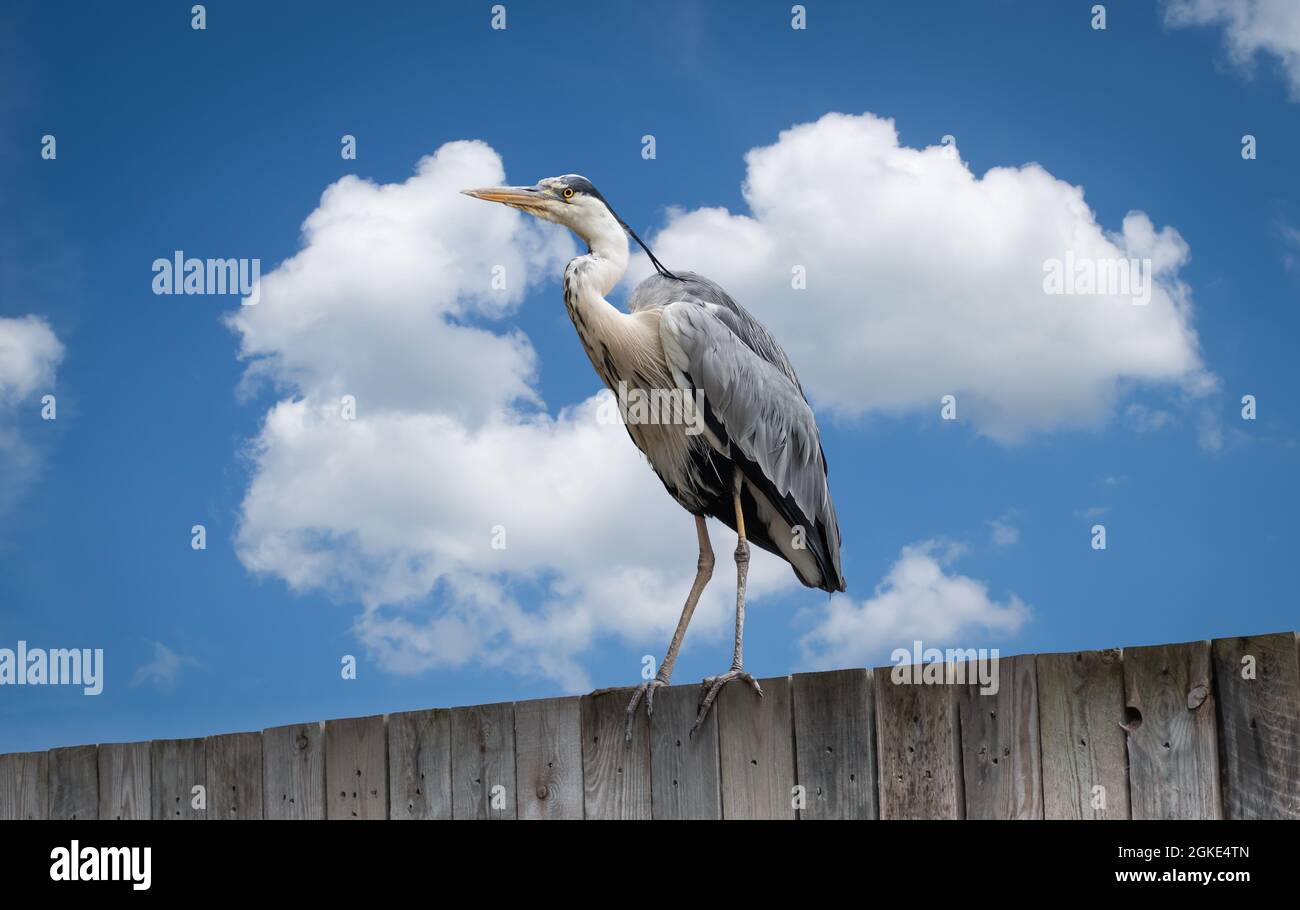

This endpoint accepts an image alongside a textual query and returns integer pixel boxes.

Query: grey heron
[464,175,845,737]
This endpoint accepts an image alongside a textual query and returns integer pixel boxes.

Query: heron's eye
[563,188,574,199]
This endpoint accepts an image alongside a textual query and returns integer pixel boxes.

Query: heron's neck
[574,208,628,298]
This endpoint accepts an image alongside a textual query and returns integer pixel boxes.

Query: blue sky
[1,0,1297,754]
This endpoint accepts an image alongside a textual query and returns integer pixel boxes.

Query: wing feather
[657,293,845,592]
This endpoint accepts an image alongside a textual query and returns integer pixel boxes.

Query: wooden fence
[1,632,1297,819]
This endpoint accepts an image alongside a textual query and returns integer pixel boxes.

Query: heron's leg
[615,515,714,741]
[692,473,763,735]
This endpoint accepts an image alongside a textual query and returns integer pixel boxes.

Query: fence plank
[580,688,651,819]
[98,742,150,820]
[874,666,962,819]
[0,751,49,819]
[48,745,98,820]
[206,732,263,820]
[958,654,1043,819]
[1036,649,1129,819]
[1212,632,1300,819]
[325,715,387,819]
[388,708,452,820]
[718,675,796,819]
[515,696,583,820]
[450,702,516,819]
[150,738,206,820]
[262,722,326,820]
[1123,640,1222,819]
[791,668,877,819]
[648,682,721,819]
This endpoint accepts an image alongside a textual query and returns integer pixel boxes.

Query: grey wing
[630,271,804,394]
[659,298,846,593]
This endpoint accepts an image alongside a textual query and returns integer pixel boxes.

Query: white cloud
[0,315,64,511]
[229,141,794,691]
[800,540,1029,669]
[0,315,62,405]
[988,514,1020,548]
[1165,0,1300,99]
[630,112,1213,443]
[132,641,197,689]
[1126,401,1177,433]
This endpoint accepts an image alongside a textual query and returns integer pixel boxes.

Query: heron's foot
[691,668,762,735]
[622,677,669,742]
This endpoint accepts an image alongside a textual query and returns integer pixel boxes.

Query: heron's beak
[461,185,545,212]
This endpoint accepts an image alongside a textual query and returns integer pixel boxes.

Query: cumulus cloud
[1165,0,1300,99]
[229,141,793,690]
[0,315,64,511]
[800,540,1030,669]
[630,112,1213,442]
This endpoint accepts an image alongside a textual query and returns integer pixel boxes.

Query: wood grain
[873,665,962,819]
[1212,632,1300,819]
[325,715,388,819]
[580,688,651,819]
[647,682,721,819]
[449,702,516,819]
[515,697,583,820]
[717,675,796,819]
[48,745,98,820]
[1123,640,1222,819]
[958,654,1043,819]
[387,708,452,820]
[150,738,206,820]
[262,722,326,820]
[98,742,150,820]
[0,751,48,819]
[791,669,877,819]
[1036,649,1130,819]
[206,732,263,820]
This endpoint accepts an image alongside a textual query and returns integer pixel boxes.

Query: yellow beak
[461,186,543,207]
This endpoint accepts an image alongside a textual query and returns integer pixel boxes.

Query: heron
[463,175,845,737]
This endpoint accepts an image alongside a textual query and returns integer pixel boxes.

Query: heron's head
[463,174,678,278]
[461,174,616,238]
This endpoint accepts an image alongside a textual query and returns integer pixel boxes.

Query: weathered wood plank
[515,696,583,820]
[449,702,516,819]
[98,742,150,820]
[648,682,721,819]
[387,708,452,820]
[718,675,796,819]
[873,665,962,819]
[262,722,326,820]
[325,714,387,819]
[206,732,263,820]
[1123,640,1222,819]
[1212,632,1300,819]
[48,745,97,820]
[0,751,49,819]
[580,688,651,819]
[150,738,206,820]
[1036,649,1130,819]
[791,668,877,819]
[958,654,1043,819]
